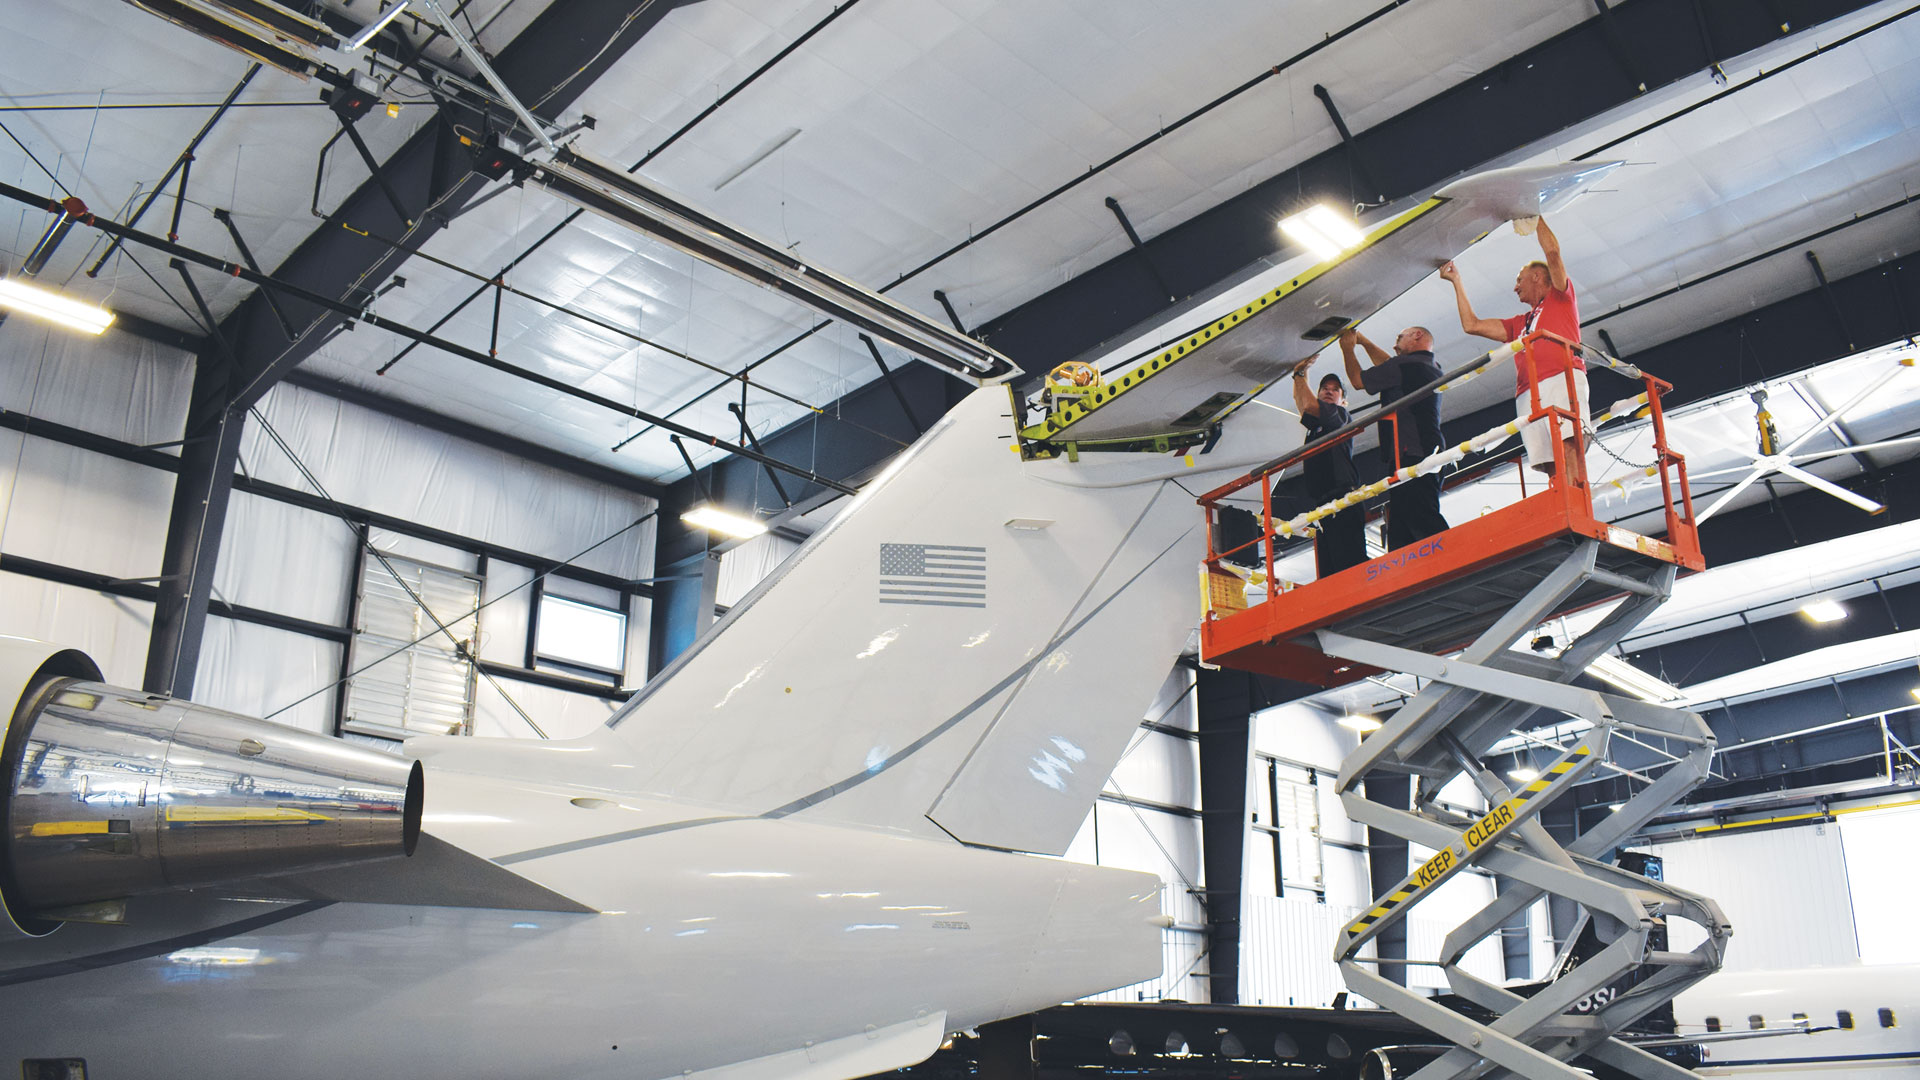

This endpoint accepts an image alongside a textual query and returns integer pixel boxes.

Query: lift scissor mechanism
[1198,337,1731,1078]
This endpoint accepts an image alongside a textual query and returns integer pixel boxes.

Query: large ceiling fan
[1690,356,1917,524]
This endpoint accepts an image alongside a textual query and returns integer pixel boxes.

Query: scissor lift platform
[1196,358,1727,1080]
[1202,489,1700,688]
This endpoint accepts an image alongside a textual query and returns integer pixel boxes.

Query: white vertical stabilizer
[607,386,1202,853]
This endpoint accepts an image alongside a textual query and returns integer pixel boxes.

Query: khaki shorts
[1516,369,1589,470]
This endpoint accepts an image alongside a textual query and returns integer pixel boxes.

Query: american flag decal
[879,543,987,608]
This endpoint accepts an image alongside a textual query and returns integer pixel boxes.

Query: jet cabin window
[1838,1010,1854,1030]
[1880,1007,1897,1029]
[1748,1015,1765,1031]
[1704,1017,1721,1033]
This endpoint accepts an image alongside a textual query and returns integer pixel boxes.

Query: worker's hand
[1438,261,1461,284]
[1338,328,1358,347]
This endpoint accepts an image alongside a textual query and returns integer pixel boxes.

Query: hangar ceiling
[6,0,1915,488]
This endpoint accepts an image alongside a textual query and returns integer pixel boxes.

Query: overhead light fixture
[1508,767,1540,783]
[0,276,114,335]
[1910,687,1920,703]
[1800,599,1847,623]
[1338,714,1383,734]
[1586,653,1683,703]
[1279,204,1366,261]
[681,504,767,540]
[345,0,411,51]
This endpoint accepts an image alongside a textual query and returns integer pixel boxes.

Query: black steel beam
[0,403,651,598]
[1196,668,1258,1005]
[0,553,346,646]
[1362,774,1411,987]
[233,474,649,597]
[143,356,246,698]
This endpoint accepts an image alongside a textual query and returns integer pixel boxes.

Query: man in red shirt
[1440,216,1587,481]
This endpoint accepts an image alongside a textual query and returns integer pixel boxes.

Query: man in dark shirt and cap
[1340,325,1449,549]
[1291,358,1366,579]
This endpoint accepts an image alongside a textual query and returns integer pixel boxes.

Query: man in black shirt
[1291,360,1367,579]
[1340,326,1449,549]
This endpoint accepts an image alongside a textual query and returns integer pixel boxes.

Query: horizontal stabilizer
[1023,161,1621,447]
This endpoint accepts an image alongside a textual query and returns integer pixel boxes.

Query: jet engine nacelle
[0,637,421,934]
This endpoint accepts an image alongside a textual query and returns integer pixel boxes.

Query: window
[1748,1015,1765,1031]
[1880,1007,1897,1029]
[1251,756,1325,899]
[1837,1010,1853,1030]
[343,554,480,740]
[534,593,627,678]
[1704,1017,1721,1033]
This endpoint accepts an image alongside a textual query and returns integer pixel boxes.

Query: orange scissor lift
[1197,335,1732,1080]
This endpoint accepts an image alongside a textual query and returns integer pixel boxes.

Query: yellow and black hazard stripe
[1513,743,1594,805]
[1343,744,1594,942]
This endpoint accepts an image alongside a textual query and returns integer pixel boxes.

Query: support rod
[212,208,297,339]
[339,117,414,228]
[860,334,922,434]
[728,401,792,508]
[90,63,261,276]
[1806,249,1856,350]
[932,288,966,335]
[1311,83,1381,202]
[1104,196,1175,303]
[167,154,193,243]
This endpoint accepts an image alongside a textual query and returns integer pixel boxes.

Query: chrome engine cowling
[1,648,421,927]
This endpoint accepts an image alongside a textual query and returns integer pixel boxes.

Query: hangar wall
[0,323,185,682]
[0,321,659,745]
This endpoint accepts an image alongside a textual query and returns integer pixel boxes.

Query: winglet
[1434,160,1624,222]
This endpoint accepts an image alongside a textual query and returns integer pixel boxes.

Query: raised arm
[1535,216,1569,292]
[1291,362,1320,417]
[1336,331,1368,389]
[1439,261,1506,342]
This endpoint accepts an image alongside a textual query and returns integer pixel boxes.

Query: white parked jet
[1672,963,1920,1079]
[0,160,1612,1079]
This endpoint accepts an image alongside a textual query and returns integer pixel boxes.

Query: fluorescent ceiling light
[1587,653,1683,703]
[1910,687,1920,703]
[0,277,114,335]
[1508,767,1540,783]
[1279,204,1365,261]
[1800,599,1847,623]
[1338,714,1382,733]
[345,1,410,50]
[681,504,766,539]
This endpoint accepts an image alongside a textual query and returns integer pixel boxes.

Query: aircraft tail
[606,385,1201,854]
